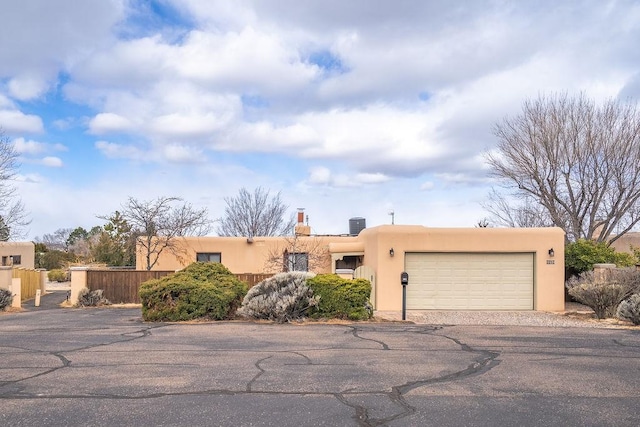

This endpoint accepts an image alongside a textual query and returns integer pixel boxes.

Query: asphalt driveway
[1,306,638,427]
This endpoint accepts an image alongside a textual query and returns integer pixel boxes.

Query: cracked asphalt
[1,306,639,427]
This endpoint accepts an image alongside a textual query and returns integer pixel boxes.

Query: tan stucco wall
[609,232,640,255]
[137,226,565,312]
[357,225,565,312]
[0,242,35,269]
[136,235,356,273]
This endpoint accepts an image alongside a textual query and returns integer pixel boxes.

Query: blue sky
[1,0,640,239]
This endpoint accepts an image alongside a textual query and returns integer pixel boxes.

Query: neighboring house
[137,219,565,312]
[609,232,640,255]
[0,241,35,269]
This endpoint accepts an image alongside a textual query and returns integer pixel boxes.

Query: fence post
[38,269,47,294]
[11,278,21,308]
[70,267,89,305]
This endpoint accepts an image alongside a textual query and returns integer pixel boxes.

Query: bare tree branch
[263,235,331,274]
[0,130,30,239]
[216,187,295,237]
[34,228,73,251]
[121,196,211,270]
[486,93,640,243]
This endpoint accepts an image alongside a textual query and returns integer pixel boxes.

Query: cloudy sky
[1,0,639,239]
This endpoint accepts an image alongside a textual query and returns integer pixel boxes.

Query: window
[287,252,309,271]
[196,252,221,263]
[1,255,20,266]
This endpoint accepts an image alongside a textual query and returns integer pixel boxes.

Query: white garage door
[405,253,534,310]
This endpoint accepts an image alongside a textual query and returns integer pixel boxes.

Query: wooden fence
[86,270,274,304]
[235,273,274,288]
[87,270,174,304]
[13,268,42,301]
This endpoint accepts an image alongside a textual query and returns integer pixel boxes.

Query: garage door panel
[405,253,533,310]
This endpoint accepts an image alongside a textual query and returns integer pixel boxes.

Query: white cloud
[0,94,13,109]
[13,138,48,155]
[95,140,146,160]
[40,157,63,167]
[306,166,390,188]
[14,173,43,183]
[354,173,390,184]
[12,137,67,155]
[308,166,331,185]
[0,110,44,134]
[58,1,640,183]
[0,0,124,89]
[89,113,134,134]
[5,0,640,238]
[435,172,493,187]
[162,144,206,164]
[173,28,319,93]
[420,181,435,191]
[8,75,50,100]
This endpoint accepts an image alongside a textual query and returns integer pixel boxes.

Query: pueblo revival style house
[137,212,565,312]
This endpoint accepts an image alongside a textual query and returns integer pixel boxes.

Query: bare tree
[0,130,30,239]
[217,187,295,237]
[486,93,640,243]
[121,196,211,270]
[482,190,555,229]
[263,235,331,274]
[0,216,9,241]
[35,228,73,251]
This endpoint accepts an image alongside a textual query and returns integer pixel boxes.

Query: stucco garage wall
[358,225,565,312]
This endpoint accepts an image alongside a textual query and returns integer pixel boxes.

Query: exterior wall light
[548,248,554,257]
[389,248,395,257]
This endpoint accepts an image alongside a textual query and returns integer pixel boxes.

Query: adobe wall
[358,225,565,311]
[0,242,35,269]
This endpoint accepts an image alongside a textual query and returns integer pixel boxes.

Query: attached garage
[405,252,534,310]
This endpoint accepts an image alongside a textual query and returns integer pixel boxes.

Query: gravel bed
[374,303,635,329]
[45,280,71,291]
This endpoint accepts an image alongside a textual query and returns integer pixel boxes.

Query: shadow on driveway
[21,290,70,311]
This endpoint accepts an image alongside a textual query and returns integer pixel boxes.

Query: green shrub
[617,294,640,325]
[565,239,636,279]
[48,269,69,282]
[38,250,76,270]
[0,288,13,310]
[76,288,111,307]
[307,274,373,320]
[566,268,640,319]
[237,271,318,323]
[613,252,636,268]
[140,262,247,322]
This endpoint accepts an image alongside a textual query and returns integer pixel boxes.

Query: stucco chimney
[295,208,311,236]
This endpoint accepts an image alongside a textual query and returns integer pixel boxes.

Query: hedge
[307,274,372,320]
[140,262,247,322]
